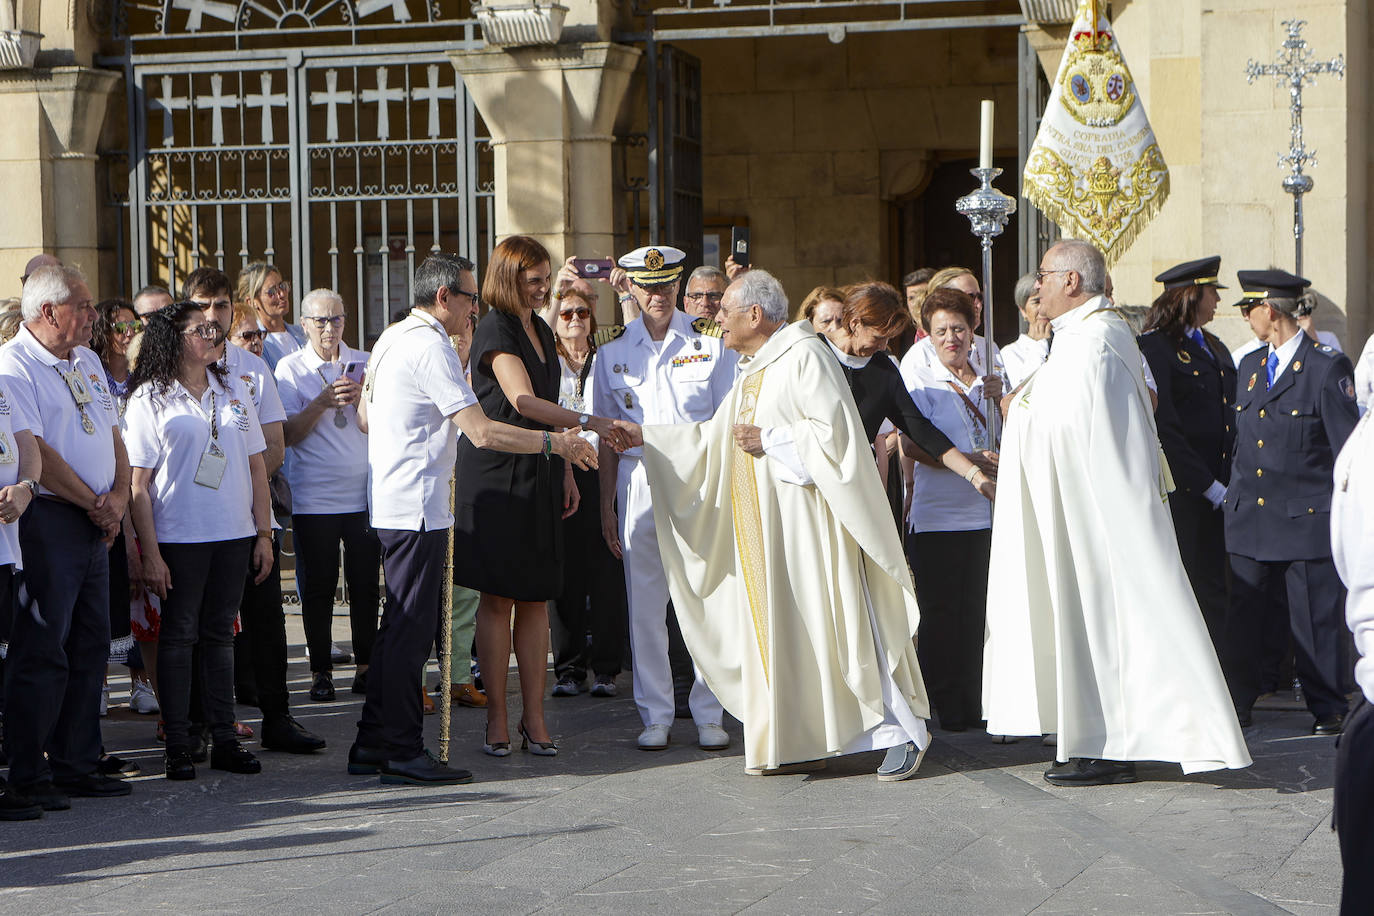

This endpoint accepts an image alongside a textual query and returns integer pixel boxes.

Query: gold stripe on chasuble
[730,370,770,685]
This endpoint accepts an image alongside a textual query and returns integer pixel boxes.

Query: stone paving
[0,617,1344,915]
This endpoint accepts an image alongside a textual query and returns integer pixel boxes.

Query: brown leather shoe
[421,688,436,716]
[450,683,487,708]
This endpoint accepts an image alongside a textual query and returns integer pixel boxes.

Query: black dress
[452,309,565,601]
[824,337,956,458]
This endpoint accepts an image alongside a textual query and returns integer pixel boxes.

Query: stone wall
[677,28,1020,309]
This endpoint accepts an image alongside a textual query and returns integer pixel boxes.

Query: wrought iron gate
[125,44,494,343]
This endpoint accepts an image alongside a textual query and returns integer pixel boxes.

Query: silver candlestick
[956,166,1016,449]
[1246,19,1344,278]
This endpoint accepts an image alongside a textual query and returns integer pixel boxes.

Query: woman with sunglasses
[546,283,627,700]
[228,304,266,359]
[125,302,275,780]
[237,262,304,370]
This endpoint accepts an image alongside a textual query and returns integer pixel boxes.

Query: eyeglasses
[1035,268,1073,282]
[111,320,142,336]
[303,315,344,329]
[263,281,291,300]
[684,291,724,303]
[233,329,265,342]
[559,306,591,319]
[184,323,226,344]
[451,289,480,307]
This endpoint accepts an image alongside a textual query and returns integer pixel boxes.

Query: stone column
[0,64,118,295]
[450,41,640,317]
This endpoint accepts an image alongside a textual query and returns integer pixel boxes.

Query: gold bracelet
[964,465,981,483]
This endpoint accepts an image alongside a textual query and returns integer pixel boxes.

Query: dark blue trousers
[356,526,447,759]
[1336,697,1374,914]
[4,499,109,787]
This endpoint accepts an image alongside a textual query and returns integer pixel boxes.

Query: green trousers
[448,584,478,685]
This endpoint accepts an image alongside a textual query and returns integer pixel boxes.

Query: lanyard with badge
[316,365,349,428]
[194,389,229,489]
[945,379,991,452]
[53,364,98,434]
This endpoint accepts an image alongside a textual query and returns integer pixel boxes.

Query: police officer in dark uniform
[1139,256,1235,646]
[1223,269,1359,735]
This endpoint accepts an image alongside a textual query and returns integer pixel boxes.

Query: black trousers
[1225,553,1347,719]
[356,526,447,759]
[293,511,381,673]
[157,539,252,749]
[234,534,291,718]
[4,500,109,786]
[1335,698,1374,914]
[550,467,626,680]
[1169,492,1228,650]
[907,528,991,730]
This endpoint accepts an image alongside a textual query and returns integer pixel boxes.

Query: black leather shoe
[347,742,388,776]
[164,749,196,781]
[261,714,327,753]
[14,780,71,811]
[351,670,369,695]
[310,671,336,702]
[210,741,262,774]
[1044,758,1138,786]
[0,779,43,821]
[189,727,210,763]
[97,753,142,778]
[1314,714,1345,736]
[54,773,134,798]
[380,751,473,786]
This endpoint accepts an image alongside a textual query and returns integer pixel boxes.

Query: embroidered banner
[1022,0,1169,265]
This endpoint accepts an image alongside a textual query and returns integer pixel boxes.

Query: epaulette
[593,325,625,347]
[692,317,723,338]
[1315,343,1337,356]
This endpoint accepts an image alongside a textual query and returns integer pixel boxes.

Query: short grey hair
[1049,239,1107,295]
[1013,271,1039,310]
[1265,297,1300,316]
[301,287,345,315]
[413,253,475,310]
[731,269,788,323]
[687,265,727,288]
[21,264,87,322]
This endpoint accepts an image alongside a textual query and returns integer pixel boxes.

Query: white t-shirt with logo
[0,323,120,499]
[276,342,370,515]
[124,372,267,544]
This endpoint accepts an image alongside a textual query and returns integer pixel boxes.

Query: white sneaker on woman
[130,680,160,715]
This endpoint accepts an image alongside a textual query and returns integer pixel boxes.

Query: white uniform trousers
[618,456,723,728]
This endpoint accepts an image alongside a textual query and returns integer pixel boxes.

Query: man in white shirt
[350,253,595,785]
[0,264,133,809]
[1332,410,1374,911]
[183,267,325,755]
[276,288,378,704]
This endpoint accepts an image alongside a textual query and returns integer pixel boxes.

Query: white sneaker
[129,679,160,715]
[697,722,729,750]
[99,686,109,717]
[637,723,671,750]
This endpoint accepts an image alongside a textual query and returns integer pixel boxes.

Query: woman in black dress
[453,236,628,757]
[819,282,995,507]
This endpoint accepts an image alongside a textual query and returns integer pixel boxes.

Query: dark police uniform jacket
[1139,328,1237,497]
[1224,333,1359,561]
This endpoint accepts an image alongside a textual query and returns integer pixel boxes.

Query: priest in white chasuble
[616,270,931,780]
[985,239,1251,786]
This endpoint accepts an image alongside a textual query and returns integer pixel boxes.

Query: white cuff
[759,426,813,485]
[1203,480,1226,509]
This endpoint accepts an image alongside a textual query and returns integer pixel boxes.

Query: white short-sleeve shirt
[221,343,287,424]
[905,363,997,534]
[123,371,267,544]
[276,342,369,515]
[366,310,478,531]
[0,324,120,498]
[0,384,32,568]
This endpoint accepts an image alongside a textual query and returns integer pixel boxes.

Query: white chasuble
[642,321,930,770]
[983,298,1250,773]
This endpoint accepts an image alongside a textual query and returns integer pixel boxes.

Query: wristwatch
[578,414,591,426]
[19,478,37,496]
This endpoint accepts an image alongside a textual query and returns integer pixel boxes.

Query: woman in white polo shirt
[905,287,1004,734]
[275,287,378,703]
[125,302,275,781]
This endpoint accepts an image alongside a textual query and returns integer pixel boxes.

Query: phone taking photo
[572,257,615,279]
[731,227,751,268]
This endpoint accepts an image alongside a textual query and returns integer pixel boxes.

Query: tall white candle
[979,99,995,170]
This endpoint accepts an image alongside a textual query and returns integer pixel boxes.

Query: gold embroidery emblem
[1247,373,1257,391]
[644,248,664,271]
[1177,349,1192,364]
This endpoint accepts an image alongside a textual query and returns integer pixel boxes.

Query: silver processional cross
[1245,19,1344,278]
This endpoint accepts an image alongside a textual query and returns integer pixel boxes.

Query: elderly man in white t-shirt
[276,288,378,704]
[349,253,596,786]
